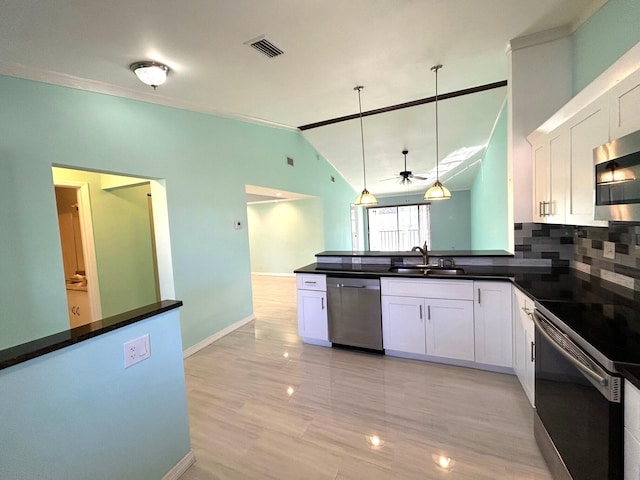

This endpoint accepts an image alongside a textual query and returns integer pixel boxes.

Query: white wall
[508,33,573,223]
[247,198,324,274]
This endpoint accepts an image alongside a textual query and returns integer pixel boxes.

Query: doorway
[54,183,101,327]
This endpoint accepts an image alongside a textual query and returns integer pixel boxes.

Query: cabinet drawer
[296,274,326,291]
[381,277,473,300]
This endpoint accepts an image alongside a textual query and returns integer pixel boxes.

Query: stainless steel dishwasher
[326,276,383,351]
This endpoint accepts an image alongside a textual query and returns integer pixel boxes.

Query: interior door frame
[55,180,102,321]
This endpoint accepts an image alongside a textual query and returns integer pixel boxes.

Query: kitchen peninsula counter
[295,258,640,384]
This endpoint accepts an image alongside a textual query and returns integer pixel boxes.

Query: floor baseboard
[162,449,196,480]
[183,314,255,359]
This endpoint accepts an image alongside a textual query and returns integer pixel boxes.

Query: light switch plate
[124,334,151,368]
[603,241,615,260]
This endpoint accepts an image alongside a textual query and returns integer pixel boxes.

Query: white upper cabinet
[565,100,609,227]
[549,127,569,223]
[529,58,640,227]
[531,126,569,224]
[610,68,640,139]
[532,141,550,222]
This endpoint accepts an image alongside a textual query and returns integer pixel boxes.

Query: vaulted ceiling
[0,0,603,196]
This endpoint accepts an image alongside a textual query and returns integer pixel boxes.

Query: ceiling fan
[383,149,429,184]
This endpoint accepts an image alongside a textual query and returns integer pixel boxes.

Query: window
[367,204,431,251]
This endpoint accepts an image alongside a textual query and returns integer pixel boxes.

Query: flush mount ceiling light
[129,61,170,90]
[424,65,452,201]
[354,86,377,206]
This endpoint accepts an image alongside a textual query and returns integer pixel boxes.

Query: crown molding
[0,61,299,132]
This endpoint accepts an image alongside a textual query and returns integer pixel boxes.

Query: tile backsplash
[515,222,640,291]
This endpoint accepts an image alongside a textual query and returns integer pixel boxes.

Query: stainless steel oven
[595,129,640,221]
[532,304,623,480]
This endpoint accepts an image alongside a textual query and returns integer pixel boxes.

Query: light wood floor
[179,275,551,480]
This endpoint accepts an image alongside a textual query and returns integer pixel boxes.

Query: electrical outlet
[603,241,615,260]
[124,334,151,368]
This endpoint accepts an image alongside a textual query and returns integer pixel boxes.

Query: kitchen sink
[387,266,465,275]
[425,267,465,275]
[388,266,425,274]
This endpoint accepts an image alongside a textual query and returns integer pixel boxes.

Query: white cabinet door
[474,281,513,368]
[67,289,91,328]
[565,101,609,227]
[512,286,535,406]
[297,289,328,342]
[425,299,474,362]
[610,68,640,139]
[533,141,550,222]
[548,129,568,223]
[381,296,425,355]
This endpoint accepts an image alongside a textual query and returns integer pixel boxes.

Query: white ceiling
[0,0,603,197]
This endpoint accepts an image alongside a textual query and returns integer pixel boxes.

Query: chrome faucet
[411,242,429,266]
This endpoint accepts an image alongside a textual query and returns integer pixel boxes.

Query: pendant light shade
[354,86,377,206]
[424,65,451,201]
[425,180,451,200]
[354,189,378,205]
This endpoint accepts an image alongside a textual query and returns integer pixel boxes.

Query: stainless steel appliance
[326,276,383,351]
[595,129,640,221]
[533,301,623,480]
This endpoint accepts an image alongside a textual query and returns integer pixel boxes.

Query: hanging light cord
[432,65,441,182]
[355,86,367,190]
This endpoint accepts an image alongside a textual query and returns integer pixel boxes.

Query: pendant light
[424,65,451,201]
[354,86,377,206]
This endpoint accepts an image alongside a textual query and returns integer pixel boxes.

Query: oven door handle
[532,310,608,387]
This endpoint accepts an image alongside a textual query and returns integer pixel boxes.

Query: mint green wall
[0,310,190,480]
[0,75,355,350]
[470,104,509,251]
[98,183,158,315]
[54,169,158,317]
[368,192,472,250]
[572,0,640,94]
[247,198,324,274]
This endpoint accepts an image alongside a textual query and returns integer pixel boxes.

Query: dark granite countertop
[294,262,640,385]
[0,299,183,371]
[316,250,514,257]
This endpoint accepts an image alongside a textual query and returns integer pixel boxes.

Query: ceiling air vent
[245,35,284,58]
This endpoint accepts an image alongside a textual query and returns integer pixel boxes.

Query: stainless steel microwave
[594,129,640,221]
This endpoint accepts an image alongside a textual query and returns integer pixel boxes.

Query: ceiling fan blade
[412,175,429,180]
[380,175,402,182]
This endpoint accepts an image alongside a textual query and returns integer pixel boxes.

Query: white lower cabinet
[626,380,640,480]
[67,289,91,328]
[512,286,535,406]
[381,277,475,363]
[381,295,425,355]
[474,281,513,368]
[296,274,329,345]
[426,298,474,362]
